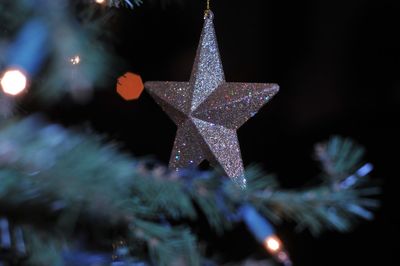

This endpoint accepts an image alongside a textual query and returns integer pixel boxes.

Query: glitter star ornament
[145,11,279,188]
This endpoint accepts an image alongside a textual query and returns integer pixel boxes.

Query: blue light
[7,19,49,76]
[240,204,275,242]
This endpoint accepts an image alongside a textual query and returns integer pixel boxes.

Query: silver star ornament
[145,11,279,188]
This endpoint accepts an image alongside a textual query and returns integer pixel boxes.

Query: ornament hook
[204,0,212,19]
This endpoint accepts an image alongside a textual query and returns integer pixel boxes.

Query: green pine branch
[247,137,380,235]
[0,0,183,111]
[108,0,144,8]
[0,0,120,103]
[0,116,380,265]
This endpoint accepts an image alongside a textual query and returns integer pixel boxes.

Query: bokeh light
[264,235,282,253]
[1,69,28,96]
[116,72,144,101]
[70,55,81,65]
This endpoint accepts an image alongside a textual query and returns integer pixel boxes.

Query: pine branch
[0,0,118,104]
[0,0,185,113]
[0,115,380,264]
[107,0,183,9]
[131,219,200,266]
[249,137,380,235]
[108,0,144,9]
[0,115,202,265]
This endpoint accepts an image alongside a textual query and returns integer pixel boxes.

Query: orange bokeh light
[116,72,144,101]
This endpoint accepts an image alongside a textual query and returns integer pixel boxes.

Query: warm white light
[264,235,282,253]
[70,55,81,65]
[1,69,28,96]
[95,0,106,4]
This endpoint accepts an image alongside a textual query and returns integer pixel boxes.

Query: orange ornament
[116,72,144,100]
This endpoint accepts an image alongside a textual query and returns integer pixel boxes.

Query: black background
[46,0,399,265]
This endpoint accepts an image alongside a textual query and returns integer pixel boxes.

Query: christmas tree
[1,0,394,265]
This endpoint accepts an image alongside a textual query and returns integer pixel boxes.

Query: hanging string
[204,0,211,18]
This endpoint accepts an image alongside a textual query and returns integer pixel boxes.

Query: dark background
[46,0,399,265]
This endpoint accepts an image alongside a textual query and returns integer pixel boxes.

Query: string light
[240,205,293,265]
[264,235,281,253]
[1,69,28,96]
[264,235,282,253]
[70,55,81,65]
[264,235,292,266]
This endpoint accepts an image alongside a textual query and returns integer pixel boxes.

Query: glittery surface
[145,11,279,188]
